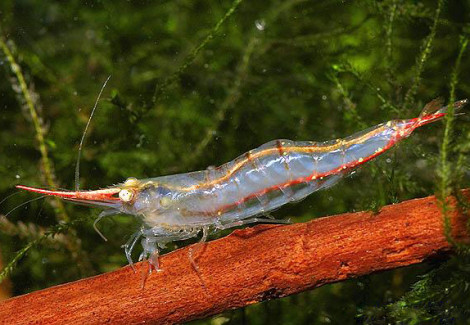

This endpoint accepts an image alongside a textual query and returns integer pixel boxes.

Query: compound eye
[119,189,134,202]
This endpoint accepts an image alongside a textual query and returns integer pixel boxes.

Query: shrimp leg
[188,226,210,292]
[123,228,143,271]
[188,226,209,270]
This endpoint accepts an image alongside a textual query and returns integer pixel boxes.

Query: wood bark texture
[0,191,468,324]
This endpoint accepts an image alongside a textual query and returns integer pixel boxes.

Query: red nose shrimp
[16,98,468,272]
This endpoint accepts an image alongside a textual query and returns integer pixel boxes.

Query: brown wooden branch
[0,191,468,324]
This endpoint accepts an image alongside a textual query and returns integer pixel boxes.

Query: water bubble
[15,174,20,179]
[322,95,327,100]
[255,20,266,31]
[386,158,391,163]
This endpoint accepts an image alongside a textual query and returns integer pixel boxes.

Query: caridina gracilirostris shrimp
[17,98,468,272]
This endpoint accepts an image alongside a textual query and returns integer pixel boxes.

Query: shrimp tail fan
[417,98,468,127]
[419,97,445,118]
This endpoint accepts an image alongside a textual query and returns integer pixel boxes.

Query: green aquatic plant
[362,33,470,325]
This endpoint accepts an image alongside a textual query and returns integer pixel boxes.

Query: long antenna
[74,75,112,192]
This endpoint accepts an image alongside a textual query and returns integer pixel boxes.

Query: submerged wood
[0,190,468,324]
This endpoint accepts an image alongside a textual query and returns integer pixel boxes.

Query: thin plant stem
[403,0,443,110]
[0,220,77,284]
[180,0,307,168]
[183,36,258,167]
[329,72,365,128]
[268,17,369,48]
[0,35,93,274]
[384,0,397,90]
[0,37,68,222]
[385,0,396,69]
[335,61,400,113]
[439,35,468,248]
[152,0,244,105]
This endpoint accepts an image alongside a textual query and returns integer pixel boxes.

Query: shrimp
[16,98,468,271]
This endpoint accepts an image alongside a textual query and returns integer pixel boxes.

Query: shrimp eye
[119,189,134,202]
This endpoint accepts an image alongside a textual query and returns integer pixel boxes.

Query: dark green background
[0,0,469,323]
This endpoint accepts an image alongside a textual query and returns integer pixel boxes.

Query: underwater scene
[0,0,469,324]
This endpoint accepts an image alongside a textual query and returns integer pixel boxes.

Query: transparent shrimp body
[17,99,468,271]
[114,99,465,268]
